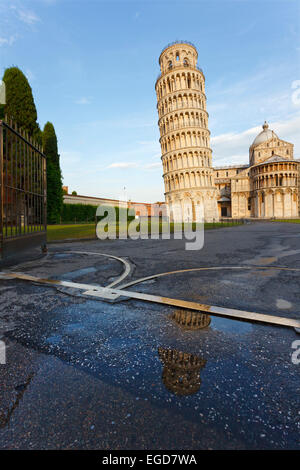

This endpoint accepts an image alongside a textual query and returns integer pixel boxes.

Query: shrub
[60,203,135,223]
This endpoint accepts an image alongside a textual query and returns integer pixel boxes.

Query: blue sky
[1,0,300,202]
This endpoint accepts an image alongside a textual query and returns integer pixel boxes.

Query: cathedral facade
[156,42,299,221]
[214,122,299,219]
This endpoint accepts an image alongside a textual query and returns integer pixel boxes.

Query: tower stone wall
[155,41,219,222]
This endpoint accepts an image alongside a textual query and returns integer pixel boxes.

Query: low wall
[63,194,167,217]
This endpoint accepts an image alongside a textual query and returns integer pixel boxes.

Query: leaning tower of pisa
[155,41,219,222]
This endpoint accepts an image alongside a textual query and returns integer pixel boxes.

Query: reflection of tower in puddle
[158,348,206,396]
[172,309,211,330]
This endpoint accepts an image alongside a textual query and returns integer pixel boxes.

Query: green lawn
[272,219,300,224]
[47,223,96,241]
[204,222,241,230]
[47,220,243,242]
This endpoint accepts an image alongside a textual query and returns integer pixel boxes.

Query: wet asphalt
[0,222,299,449]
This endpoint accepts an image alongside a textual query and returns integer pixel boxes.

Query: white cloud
[11,6,40,25]
[83,116,156,130]
[144,162,161,169]
[208,59,300,134]
[211,114,300,165]
[60,150,82,167]
[235,20,257,37]
[0,34,17,46]
[107,160,161,170]
[75,97,91,105]
[137,140,159,147]
[0,3,41,48]
[135,140,161,154]
[107,162,138,169]
[39,0,58,4]
[25,69,35,82]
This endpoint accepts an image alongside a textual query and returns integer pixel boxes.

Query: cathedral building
[214,122,299,219]
[156,42,299,221]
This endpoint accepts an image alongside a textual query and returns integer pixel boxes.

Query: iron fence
[0,118,47,260]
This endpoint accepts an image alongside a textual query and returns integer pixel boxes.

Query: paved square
[0,222,299,449]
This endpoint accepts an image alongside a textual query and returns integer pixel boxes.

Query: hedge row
[59,203,135,224]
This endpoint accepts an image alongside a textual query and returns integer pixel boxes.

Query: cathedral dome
[251,121,278,147]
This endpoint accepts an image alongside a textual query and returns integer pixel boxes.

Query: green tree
[42,122,63,224]
[2,67,41,141]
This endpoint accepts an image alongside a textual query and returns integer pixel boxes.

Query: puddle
[52,254,74,259]
[253,268,278,277]
[171,310,211,330]
[3,293,299,450]
[246,257,278,266]
[59,267,97,280]
[277,249,300,259]
[211,316,253,334]
[256,257,278,265]
[244,248,300,266]
[158,347,206,396]
[45,334,63,345]
[63,323,84,333]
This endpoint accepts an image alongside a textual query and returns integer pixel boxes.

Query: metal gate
[0,118,47,260]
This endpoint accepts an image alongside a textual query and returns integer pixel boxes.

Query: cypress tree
[42,122,63,224]
[2,67,41,141]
